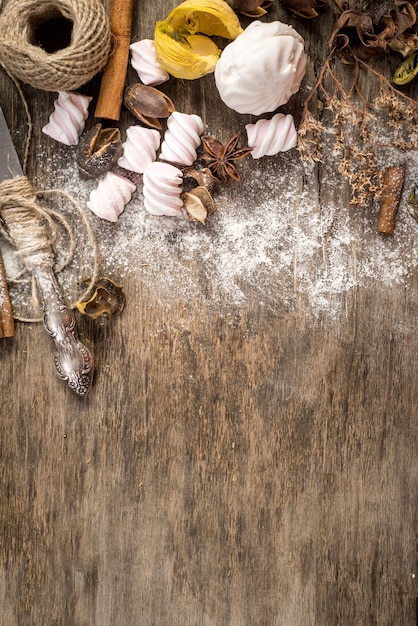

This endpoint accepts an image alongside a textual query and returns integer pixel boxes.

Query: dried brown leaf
[226,0,272,15]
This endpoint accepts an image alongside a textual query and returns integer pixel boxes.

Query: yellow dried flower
[154,0,243,80]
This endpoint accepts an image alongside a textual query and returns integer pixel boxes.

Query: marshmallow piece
[245,113,297,159]
[118,126,161,173]
[215,21,307,116]
[42,91,92,146]
[87,172,136,222]
[143,161,183,216]
[159,111,204,166]
[130,39,170,86]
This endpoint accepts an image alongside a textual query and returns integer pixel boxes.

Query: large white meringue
[214,21,307,116]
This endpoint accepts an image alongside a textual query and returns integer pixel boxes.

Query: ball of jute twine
[0,0,112,91]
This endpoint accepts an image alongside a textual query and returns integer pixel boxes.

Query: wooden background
[1,0,417,624]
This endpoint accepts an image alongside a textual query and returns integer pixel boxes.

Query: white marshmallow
[215,21,307,116]
[143,161,183,216]
[246,113,297,158]
[87,172,136,222]
[118,126,161,173]
[159,112,204,166]
[130,39,169,86]
[42,91,92,146]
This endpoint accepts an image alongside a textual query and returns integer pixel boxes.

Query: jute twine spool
[0,0,112,91]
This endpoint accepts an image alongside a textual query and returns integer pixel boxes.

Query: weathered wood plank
[0,0,417,624]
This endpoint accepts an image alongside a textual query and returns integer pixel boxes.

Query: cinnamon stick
[94,0,135,121]
[378,165,405,235]
[0,250,14,338]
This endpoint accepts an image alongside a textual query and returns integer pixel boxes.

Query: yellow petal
[154,0,243,80]
[155,22,221,79]
[167,0,243,39]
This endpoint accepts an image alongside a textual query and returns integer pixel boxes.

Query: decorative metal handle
[34,266,94,395]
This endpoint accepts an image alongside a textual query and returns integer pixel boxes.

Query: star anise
[201,132,252,183]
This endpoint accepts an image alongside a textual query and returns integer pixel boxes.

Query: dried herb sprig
[298,43,418,206]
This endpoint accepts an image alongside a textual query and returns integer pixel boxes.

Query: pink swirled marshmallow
[245,113,297,159]
[143,162,183,217]
[159,112,204,166]
[42,91,92,146]
[118,126,161,173]
[87,172,136,222]
[129,39,169,86]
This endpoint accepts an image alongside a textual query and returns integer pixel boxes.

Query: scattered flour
[1,143,417,322]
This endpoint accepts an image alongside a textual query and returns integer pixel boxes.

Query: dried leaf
[330,0,418,55]
[330,11,374,47]
[389,31,418,56]
[225,0,272,16]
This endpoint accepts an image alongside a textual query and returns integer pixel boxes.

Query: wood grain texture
[0,0,417,624]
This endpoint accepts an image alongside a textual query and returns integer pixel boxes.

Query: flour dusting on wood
[2,145,417,321]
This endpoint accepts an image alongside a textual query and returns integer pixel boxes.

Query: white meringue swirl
[159,111,204,166]
[245,113,297,159]
[42,91,92,146]
[118,126,161,173]
[130,39,169,86]
[143,162,183,216]
[87,172,136,222]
